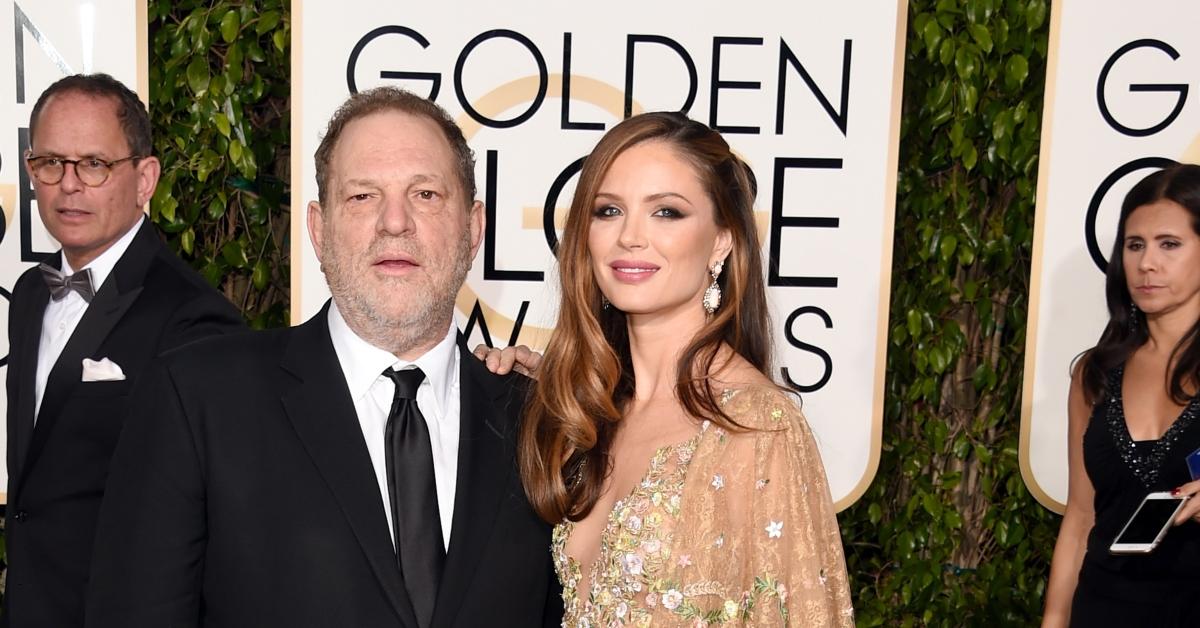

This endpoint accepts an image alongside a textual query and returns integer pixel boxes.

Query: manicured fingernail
[1173,488,1181,496]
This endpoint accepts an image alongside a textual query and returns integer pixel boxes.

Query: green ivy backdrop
[2,0,1060,623]
[146,0,291,330]
[838,0,1057,624]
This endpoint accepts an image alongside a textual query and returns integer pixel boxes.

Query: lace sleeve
[653,388,854,626]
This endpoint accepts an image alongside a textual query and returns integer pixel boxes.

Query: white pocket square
[81,357,125,382]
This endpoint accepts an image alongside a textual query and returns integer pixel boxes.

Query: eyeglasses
[25,154,142,187]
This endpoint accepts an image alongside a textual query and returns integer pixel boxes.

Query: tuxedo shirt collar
[59,213,145,290]
[326,300,458,419]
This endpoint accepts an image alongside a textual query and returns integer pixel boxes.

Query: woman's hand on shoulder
[471,344,543,379]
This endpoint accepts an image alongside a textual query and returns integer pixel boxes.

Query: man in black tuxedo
[87,87,561,627]
[3,74,243,627]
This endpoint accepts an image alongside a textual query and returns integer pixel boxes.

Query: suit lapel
[19,222,159,490]
[431,343,516,627]
[10,267,50,482]
[279,308,418,628]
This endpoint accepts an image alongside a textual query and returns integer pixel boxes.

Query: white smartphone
[1109,491,1190,554]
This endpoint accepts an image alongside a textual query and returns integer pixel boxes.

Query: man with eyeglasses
[3,73,243,628]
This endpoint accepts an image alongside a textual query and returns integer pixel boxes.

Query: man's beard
[323,230,472,356]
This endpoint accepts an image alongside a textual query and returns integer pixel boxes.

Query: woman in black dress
[1044,163,1200,626]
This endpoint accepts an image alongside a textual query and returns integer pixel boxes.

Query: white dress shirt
[326,301,461,551]
[34,215,145,420]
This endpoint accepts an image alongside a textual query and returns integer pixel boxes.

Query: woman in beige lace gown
[519,112,853,627]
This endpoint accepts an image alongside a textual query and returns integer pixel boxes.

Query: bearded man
[85,87,561,628]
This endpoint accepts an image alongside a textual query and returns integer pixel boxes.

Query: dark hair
[519,111,773,523]
[1081,162,1200,404]
[314,86,476,207]
[29,73,151,157]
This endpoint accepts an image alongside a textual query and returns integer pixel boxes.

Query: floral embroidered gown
[552,387,854,627]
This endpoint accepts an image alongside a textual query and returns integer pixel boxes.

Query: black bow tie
[39,263,95,303]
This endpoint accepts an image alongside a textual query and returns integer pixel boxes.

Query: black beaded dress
[1070,367,1200,626]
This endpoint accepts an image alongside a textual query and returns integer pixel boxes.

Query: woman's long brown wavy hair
[519,112,773,523]
[1080,163,1200,404]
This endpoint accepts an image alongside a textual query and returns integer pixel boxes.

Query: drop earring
[702,260,724,315]
[602,295,611,310]
[1129,301,1139,332]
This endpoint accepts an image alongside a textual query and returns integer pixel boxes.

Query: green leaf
[964,0,981,23]
[963,143,978,171]
[954,46,978,80]
[185,56,210,95]
[922,18,943,56]
[221,240,249,268]
[975,444,994,465]
[929,346,949,374]
[215,114,231,138]
[1013,100,1029,123]
[907,309,923,339]
[154,194,179,223]
[960,280,979,303]
[201,261,224,288]
[207,197,226,219]
[227,41,244,73]
[922,493,942,518]
[223,61,243,90]
[1006,54,1029,89]
[273,29,287,54]
[952,436,971,459]
[899,530,916,559]
[868,502,882,524]
[238,146,258,180]
[219,11,240,44]
[929,79,952,110]
[958,245,976,266]
[180,227,195,255]
[256,10,281,35]
[250,74,266,102]
[245,194,268,225]
[968,24,993,54]
[939,38,955,67]
[252,259,270,290]
[196,148,221,183]
[247,39,266,63]
[993,109,1013,142]
[939,234,958,263]
[958,83,979,114]
[1027,0,1049,30]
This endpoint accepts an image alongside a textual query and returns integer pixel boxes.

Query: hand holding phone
[1170,447,1200,526]
[1110,491,1190,554]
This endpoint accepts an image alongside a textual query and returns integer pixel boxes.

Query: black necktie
[38,263,95,303]
[382,367,444,628]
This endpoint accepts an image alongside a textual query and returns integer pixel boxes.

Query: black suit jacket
[3,219,244,627]
[86,306,561,628]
